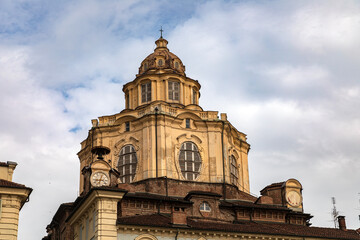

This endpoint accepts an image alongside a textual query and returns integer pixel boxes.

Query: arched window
[168,81,179,101]
[230,155,239,185]
[192,89,197,104]
[118,145,138,183]
[179,142,201,180]
[141,82,151,103]
[135,234,158,240]
[158,59,163,66]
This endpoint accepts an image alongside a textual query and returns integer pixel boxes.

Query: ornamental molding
[134,233,158,240]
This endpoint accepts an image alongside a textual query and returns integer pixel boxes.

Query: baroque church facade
[43,36,360,240]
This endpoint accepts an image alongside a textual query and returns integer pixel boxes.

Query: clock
[286,191,301,207]
[91,171,109,187]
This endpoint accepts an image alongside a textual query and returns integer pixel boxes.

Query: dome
[138,37,186,76]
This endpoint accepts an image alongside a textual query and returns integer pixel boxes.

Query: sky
[0,0,360,239]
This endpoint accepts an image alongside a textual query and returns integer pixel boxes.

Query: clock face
[286,191,301,207]
[91,172,109,187]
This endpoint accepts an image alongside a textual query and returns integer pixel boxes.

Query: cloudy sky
[1,0,360,238]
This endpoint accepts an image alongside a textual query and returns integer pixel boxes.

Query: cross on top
[159,26,163,38]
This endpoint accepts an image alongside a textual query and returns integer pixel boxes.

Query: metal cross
[160,26,163,38]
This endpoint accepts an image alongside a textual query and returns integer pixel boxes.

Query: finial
[159,26,163,38]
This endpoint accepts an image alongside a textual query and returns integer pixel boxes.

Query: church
[43,35,360,240]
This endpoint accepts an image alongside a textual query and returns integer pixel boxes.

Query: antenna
[331,197,339,228]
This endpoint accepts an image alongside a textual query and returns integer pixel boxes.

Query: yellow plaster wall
[0,163,16,182]
[70,190,125,240]
[78,101,250,195]
[122,74,200,109]
[0,190,29,240]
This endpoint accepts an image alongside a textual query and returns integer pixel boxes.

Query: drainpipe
[165,176,168,197]
[155,107,159,178]
[175,229,179,240]
[91,127,94,163]
[221,121,226,200]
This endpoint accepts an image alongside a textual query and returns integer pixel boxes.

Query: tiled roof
[0,179,30,189]
[235,190,258,202]
[260,181,285,192]
[118,214,173,227]
[185,191,222,200]
[221,200,291,210]
[117,214,360,240]
[124,192,191,204]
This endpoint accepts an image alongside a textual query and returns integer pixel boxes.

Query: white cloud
[1,1,360,239]
[289,0,360,53]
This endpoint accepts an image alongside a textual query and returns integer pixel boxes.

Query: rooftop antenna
[332,197,339,228]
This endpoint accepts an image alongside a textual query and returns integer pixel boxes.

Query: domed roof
[138,37,186,76]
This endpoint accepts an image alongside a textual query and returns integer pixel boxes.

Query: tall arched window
[118,145,138,183]
[141,82,151,103]
[179,142,201,180]
[168,81,179,101]
[192,89,197,104]
[230,155,239,185]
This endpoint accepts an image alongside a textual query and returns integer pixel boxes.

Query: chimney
[171,207,187,225]
[337,216,347,230]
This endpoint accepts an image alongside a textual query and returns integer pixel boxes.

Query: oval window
[117,145,138,183]
[178,142,201,180]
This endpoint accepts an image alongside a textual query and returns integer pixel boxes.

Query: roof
[50,202,74,226]
[221,200,291,211]
[66,187,127,222]
[185,191,222,200]
[117,214,360,240]
[0,179,31,190]
[0,161,17,166]
[260,181,285,193]
[124,192,191,204]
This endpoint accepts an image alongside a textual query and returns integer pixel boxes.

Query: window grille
[179,142,201,180]
[230,155,239,185]
[118,145,138,183]
[141,82,151,103]
[192,89,197,104]
[186,119,190,128]
[168,81,179,101]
